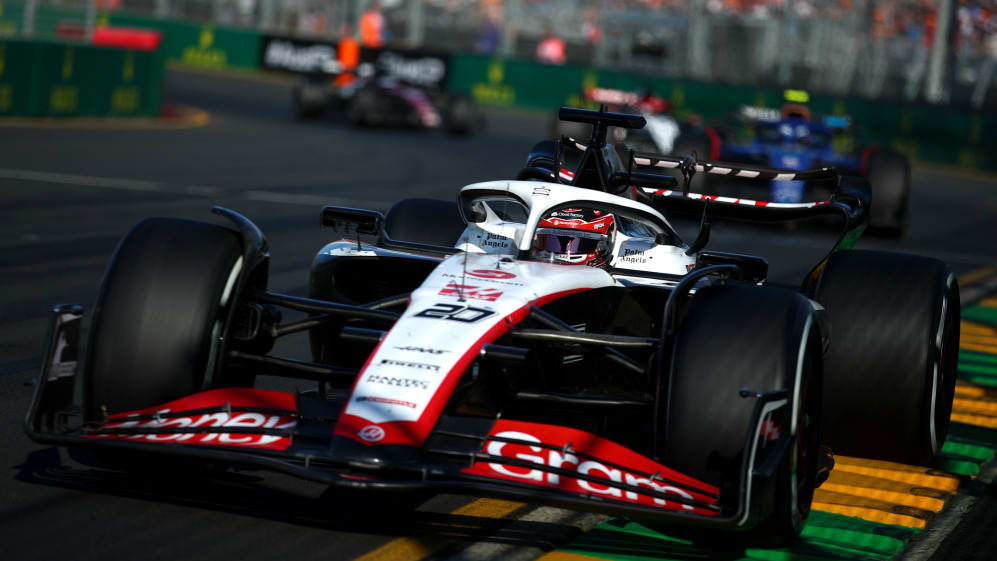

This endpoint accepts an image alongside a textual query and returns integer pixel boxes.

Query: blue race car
[710,102,910,236]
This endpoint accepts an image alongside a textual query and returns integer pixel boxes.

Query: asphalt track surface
[3,68,997,561]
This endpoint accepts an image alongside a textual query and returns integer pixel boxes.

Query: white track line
[0,167,162,192]
[0,167,386,208]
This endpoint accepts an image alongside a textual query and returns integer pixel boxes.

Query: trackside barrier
[4,1,989,171]
[0,37,164,117]
[104,12,260,71]
[448,53,997,172]
[0,3,261,71]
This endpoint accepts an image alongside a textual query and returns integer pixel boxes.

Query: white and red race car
[27,108,959,546]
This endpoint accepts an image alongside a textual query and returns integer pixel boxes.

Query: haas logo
[359,425,385,442]
[468,269,516,280]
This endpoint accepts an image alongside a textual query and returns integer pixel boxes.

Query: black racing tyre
[815,249,959,465]
[347,87,381,127]
[866,150,910,237]
[83,218,243,421]
[670,130,712,160]
[444,95,475,135]
[292,90,325,120]
[292,77,329,120]
[665,284,822,546]
[383,198,466,247]
[525,139,556,170]
[550,114,589,143]
[516,166,556,182]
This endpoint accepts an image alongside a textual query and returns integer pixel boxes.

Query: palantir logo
[359,425,385,442]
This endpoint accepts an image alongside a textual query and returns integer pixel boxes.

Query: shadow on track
[11,447,581,551]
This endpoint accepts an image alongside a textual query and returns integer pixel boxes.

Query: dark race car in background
[290,46,483,135]
[710,102,910,236]
[552,87,717,159]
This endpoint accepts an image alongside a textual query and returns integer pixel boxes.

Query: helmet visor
[534,228,606,255]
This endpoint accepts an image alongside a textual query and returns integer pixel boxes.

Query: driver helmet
[531,208,616,267]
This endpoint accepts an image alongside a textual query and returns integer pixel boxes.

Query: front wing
[26,304,794,531]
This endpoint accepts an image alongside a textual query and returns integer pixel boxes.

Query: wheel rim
[931,281,960,456]
[795,352,819,520]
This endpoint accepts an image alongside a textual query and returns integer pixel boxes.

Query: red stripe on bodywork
[334,288,590,447]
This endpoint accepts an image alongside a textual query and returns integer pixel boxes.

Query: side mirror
[320,206,384,235]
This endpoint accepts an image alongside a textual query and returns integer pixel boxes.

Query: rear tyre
[83,218,243,421]
[665,285,822,546]
[670,129,712,160]
[866,150,910,237]
[347,87,381,127]
[292,77,329,120]
[444,95,475,135]
[815,249,959,465]
[383,198,466,247]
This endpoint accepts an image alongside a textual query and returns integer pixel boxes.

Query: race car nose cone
[329,435,420,465]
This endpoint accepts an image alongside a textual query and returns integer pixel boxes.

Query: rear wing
[736,104,855,133]
[631,151,869,293]
[625,150,867,220]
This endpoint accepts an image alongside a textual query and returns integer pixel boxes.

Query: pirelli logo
[379,358,441,372]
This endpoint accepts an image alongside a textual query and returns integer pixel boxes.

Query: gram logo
[468,269,515,280]
[359,425,385,442]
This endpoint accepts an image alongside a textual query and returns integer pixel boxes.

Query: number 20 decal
[414,303,496,323]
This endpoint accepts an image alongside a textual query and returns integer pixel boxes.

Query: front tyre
[347,87,382,127]
[292,77,329,120]
[444,95,476,135]
[83,218,243,421]
[664,284,822,546]
[866,150,910,237]
[815,249,959,465]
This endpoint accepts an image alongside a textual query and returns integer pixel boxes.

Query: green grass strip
[959,374,997,387]
[799,525,906,555]
[590,519,694,543]
[959,349,997,366]
[749,543,889,561]
[958,363,997,376]
[963,306,997,325]
[747,546,874,561]
[558,511,915,561]
[746,513,913,561]
[947,422,997,446]
[559,520,727,561]
[935,456,980,476]
[940,440,995,461]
